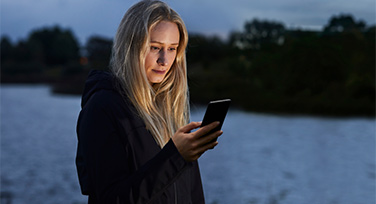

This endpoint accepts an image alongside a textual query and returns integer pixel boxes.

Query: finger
[195,121,220,137]
[179,121,202,133]
[196,141,219,155]
[200,130,223,144]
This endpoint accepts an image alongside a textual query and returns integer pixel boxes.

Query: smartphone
[200,99,231,137]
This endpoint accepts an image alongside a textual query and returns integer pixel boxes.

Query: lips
[152,69,167,74]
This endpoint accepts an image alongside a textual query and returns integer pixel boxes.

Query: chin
[149,78,164,84]
[148,75,166,84]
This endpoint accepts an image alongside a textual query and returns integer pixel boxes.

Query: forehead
[149,21,180,44]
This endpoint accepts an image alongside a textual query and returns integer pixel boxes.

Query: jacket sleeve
[76,92,192,203]
[191,161,205,203]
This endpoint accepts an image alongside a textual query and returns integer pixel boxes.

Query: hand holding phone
[172,99,230,161]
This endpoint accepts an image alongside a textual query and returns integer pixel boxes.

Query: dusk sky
[1,0,375,45]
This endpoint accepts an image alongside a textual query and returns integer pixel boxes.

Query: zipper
[174,182,177,204]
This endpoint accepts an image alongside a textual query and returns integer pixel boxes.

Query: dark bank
[1,14,375,117]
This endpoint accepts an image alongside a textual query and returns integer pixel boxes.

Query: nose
[157,51,168,66]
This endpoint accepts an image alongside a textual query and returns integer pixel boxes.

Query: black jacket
[76,70,205,204]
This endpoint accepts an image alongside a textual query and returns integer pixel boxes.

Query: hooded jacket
[76,70,205,204]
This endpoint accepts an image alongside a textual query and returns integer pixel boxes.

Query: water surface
[1,85,375,204]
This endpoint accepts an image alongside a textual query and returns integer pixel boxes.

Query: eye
[168,47,177,51]
[151,46,160,51]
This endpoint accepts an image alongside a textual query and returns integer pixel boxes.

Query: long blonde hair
[110,0,189,147]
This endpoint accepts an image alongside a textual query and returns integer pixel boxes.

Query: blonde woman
[75,0,223,203]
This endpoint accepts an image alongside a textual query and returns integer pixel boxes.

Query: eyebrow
[150,41,179,46]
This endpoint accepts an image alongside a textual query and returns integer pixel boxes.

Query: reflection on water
[1,85,375,204]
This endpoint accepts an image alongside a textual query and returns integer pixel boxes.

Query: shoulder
[88,89,122,108]
[83,89,122,113]
[82,89,144,128]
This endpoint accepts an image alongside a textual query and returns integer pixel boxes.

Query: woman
[76,0,223,203]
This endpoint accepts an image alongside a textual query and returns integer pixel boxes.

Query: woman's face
[145,21,180,84]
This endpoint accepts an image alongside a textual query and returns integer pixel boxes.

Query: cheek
[144,53,154,69]
[168,53,177,67]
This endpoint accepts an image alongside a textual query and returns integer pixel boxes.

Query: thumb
[179,121,202,133]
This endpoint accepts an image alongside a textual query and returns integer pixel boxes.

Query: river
[1,85,375,204]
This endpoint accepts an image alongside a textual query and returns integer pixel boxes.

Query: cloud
[1,0,136,44]
[1,0,374,44]
[168,0,374,38]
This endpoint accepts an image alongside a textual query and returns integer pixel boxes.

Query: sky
[1,0,375,45]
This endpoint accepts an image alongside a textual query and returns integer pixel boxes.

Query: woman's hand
[171,121,223,162]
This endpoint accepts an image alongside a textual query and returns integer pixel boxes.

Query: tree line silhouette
[1,14,374,116]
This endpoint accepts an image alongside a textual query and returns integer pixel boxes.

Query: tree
[323,14,366,33]
[1,36,14,62]
[187,34,228,66]
[230,19,285,49]
[85,36,113,70]
[28,25,80,65]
